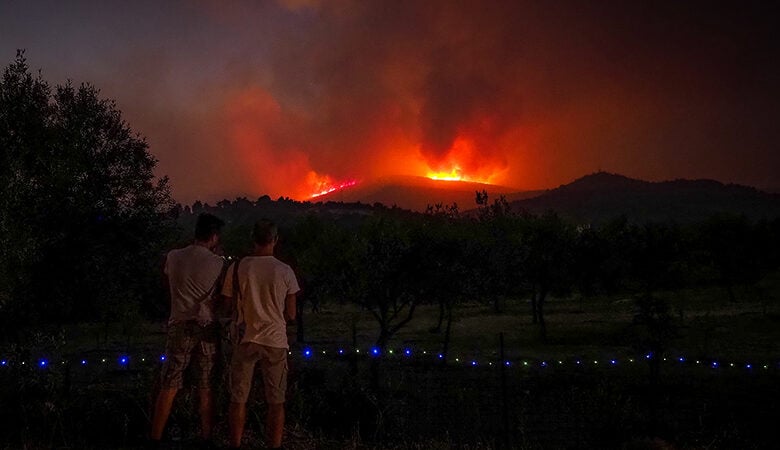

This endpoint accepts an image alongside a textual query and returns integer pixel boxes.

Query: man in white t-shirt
[222,219,299,450]
[150,213,226,447]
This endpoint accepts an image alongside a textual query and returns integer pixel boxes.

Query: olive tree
[0,51,175,332]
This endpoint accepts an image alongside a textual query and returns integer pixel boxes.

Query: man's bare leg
[198,388,214,440]
[267,402,285,449]
[150,387,178,440]
[228,401,247,448]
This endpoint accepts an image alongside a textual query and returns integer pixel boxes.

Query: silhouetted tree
[474,190,527,313]
[0,51,175,332]
[290,214,364,342]
[698,214,773,302]
[519,212,577,342]
[354,217,420,350]
[625,222,688,296]
[416,206,476,360]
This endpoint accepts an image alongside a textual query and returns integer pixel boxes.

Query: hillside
[314,175,539,211]
[510,172,780,223]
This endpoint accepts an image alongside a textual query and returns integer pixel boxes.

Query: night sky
[2,0,778,202]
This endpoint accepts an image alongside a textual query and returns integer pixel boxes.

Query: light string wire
[1,346,778,373]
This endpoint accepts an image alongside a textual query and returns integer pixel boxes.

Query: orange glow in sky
[9,1,776,204]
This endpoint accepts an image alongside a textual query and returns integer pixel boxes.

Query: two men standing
[151,214,299,450]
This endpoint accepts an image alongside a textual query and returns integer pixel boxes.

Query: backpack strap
[203,257,230,304]
[230,257,245,343]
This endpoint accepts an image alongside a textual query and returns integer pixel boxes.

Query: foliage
[291,214,364,309]
[182,192,780,353]
[0,51,176,331]
[697,213,776,302]
[351,217,418,350]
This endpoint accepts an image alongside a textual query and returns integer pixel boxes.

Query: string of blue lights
[1,346,778,373]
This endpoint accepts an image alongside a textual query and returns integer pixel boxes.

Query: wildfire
[427,166,465,181]
[310,179,358,198]
[423,136,499,184]
[426,165,496,184]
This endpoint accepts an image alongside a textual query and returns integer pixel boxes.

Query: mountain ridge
[508,171,780,223]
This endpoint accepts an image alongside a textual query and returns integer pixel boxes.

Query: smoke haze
[2,0,778,202]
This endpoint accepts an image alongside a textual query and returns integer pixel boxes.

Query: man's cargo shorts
[229,342,288,404]
[160,321,219,389]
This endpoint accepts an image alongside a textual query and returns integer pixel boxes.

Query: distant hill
[314,175,539,212]
[509,172,780,223]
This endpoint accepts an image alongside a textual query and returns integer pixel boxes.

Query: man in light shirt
[150,213,226,448]
[222,219,299,450]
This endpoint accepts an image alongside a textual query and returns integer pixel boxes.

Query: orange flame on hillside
[427,166,467,181]
[423,136,501,184]
[307,171,358,198]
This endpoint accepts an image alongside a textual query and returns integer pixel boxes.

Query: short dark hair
[252,219,278,246]
[195,213,224,241]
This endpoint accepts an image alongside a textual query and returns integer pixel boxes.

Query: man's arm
[284,293,297,323]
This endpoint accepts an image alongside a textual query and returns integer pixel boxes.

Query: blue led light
[10,347,769,378]
[1,360,7,366]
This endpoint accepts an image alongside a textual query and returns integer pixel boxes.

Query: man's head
[252,219,278,248]
[194,213,224,249]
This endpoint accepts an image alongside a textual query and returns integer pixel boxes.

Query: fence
[1,332,779,448]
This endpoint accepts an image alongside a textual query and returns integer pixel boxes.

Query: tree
[289,214,364,343]
[474,190,526,313]
[698,214,772,302]
[354,217,420,351]
[518,212,577,342]
[624,222,688,296]
[415,206,476,360]
[0,51,175,331]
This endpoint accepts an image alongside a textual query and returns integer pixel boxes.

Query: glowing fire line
[310,180,358,198]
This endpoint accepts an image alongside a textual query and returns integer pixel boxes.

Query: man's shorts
[230,342,288,404]
[160,321,219,389]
